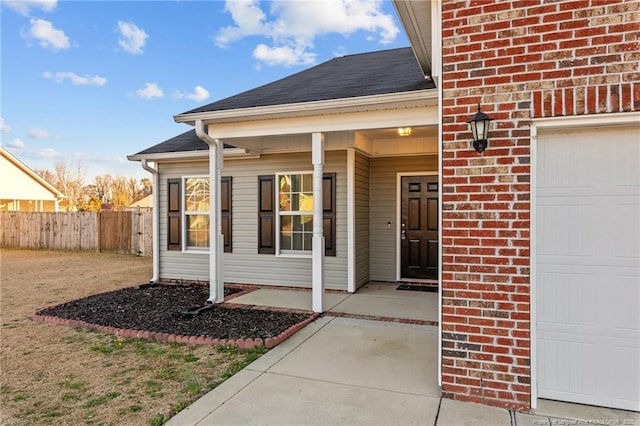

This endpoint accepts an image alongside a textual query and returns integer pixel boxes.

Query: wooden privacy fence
[0,211,153,256]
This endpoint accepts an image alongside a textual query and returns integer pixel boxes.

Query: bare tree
[35,161,86,211]
[92,174,114,204]
[138,177,152,200]
[34,168,57,188]
[35,166,152,211]
[110,176,134,211]
[53,161,86,211]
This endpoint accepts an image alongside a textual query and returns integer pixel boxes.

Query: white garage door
[537,123,640,411]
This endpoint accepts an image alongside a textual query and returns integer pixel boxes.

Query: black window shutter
[259,173,336,256]
[167,178,181,250]
[258,175,275,254]
[323,173,336,257]
[221,176,232,253]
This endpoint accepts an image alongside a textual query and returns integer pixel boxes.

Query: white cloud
[254,44,315,66]
[175,85,210,102]
[37,148,60,158]
[43,71,107,86]
[135,83,164,99]
[25,18,70,51]
[213,0,399,66]
[117,21,148,55]
[214,0,267,47]
[6,138,25,149]
[0,117,12,134]
[3,0,57,16]
[27,127,51,140]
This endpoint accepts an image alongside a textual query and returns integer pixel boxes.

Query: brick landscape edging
[325,311,438,326]
[31,310,321,350]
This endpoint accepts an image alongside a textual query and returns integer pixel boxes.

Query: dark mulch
[36,284,312,340]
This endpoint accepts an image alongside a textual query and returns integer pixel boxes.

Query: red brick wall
[440,0,639,410]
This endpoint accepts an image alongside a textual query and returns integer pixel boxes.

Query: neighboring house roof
[0,147,65,200]
[178,47,434,116]
[127,194,153,209]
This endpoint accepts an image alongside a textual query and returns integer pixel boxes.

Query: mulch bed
[34,284,318,348]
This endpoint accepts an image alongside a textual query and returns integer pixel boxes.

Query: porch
[224,281,439,324]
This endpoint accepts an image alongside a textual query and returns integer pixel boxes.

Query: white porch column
[196,120,224,304]
[213,138,224,303]
[312,132,325,313]
[206,138,224,304]
[207,140,220,302]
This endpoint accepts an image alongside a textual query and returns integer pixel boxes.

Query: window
[167,176,232,252]
[258,173,335,256]
[278,173,314,254]
[185,177,210,249]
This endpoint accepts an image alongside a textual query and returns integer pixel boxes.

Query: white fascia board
[190,104,438,140]
[127,148,254,162]
[127,151,209,162]
[532,111,640,131]
[431,0,442,84]
[393,0,433,78]
[174,90,438,125]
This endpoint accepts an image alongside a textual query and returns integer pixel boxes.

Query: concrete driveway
[168,316,446,425]
[168,284,640,425]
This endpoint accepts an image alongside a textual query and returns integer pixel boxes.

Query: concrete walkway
[227,281,439,323]
[169,316,448,425]
[168,284,640,425]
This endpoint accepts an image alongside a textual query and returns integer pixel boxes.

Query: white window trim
[182,175,210,254]
[276,171,314,258]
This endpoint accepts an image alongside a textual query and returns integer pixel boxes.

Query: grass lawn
[0,249,264,426]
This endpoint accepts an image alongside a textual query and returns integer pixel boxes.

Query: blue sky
[1,0,409,182]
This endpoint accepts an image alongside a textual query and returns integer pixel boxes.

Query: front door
[401,175,438,280]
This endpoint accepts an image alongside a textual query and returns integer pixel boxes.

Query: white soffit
[393,0,433,77]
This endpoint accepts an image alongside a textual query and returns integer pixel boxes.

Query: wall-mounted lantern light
[466,104,494,153]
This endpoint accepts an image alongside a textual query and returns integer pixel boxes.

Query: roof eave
[174,89,437,126]
[127,151,208,162]
[127,148,252,162]
[392,0,433,78]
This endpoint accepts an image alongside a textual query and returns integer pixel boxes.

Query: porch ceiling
[358,126,437,140]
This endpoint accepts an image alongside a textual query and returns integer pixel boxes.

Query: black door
[401,176,438,280]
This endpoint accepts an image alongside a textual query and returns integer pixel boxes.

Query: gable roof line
[0,147,65,199]
[174,89,437,125]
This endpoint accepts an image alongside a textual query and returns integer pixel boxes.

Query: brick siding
[440,0,639,410]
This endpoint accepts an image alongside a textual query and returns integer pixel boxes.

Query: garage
[536,121,640,411]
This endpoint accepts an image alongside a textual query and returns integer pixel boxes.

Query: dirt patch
[0,249,283,426]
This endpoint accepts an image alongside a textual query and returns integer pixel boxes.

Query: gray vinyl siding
[158,162,210,281]
[157,151,348,290]
[369,155,438,282]
[354,151,370,288]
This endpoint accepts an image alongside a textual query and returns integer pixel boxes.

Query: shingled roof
[134,47,432,157]
[179,47,433,115]
[133,129,239,156]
